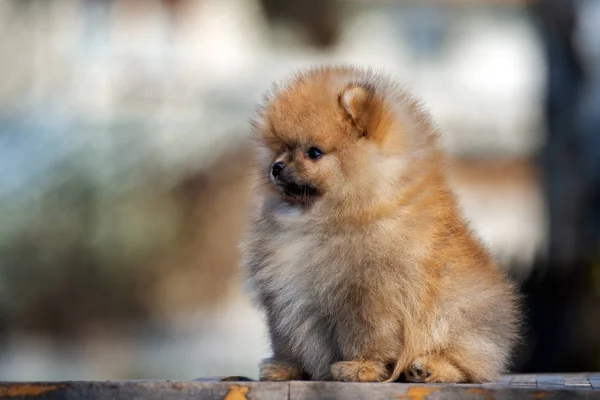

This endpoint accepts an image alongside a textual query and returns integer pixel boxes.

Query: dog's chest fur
[246,203,408,379]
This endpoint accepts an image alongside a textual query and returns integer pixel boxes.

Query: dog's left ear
[340,86,372,134]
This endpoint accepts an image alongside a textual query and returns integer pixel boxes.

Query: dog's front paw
[259,359,305,381]
[405,355,465,383]
[331,361,389,382]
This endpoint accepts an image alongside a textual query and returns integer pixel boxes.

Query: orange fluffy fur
[241,66,520,383]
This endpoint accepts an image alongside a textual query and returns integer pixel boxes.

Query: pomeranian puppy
[241,66,519,383]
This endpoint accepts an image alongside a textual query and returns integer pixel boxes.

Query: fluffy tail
[384,352,413,383]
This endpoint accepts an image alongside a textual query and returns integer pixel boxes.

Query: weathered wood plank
[499,375,514,386]
[0,375,599,400]
[290,381,600,399]
[537,374,566,389]
[291,381,417,399]
[588,373,600,390]
[193,376,255,382]
[510,374,538,388]
[0,381,288,400]
[564,376,592,390]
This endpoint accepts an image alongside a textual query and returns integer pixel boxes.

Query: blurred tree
[259,0,340,48]
[0,112,253,341]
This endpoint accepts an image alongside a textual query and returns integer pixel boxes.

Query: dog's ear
[341,86,368,121]
[340,85,375,136]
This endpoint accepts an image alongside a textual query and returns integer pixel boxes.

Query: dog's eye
[306,147,324,160]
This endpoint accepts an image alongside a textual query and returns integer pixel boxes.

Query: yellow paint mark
[398,386,441,400]
[466,388,493,400]
[224,385,250,400]
[0,384,64,397]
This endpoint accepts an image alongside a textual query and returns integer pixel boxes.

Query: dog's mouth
[283,181,318,198]
[272,178,318,204]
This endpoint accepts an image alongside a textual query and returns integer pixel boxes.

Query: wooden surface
[0,374,598,399]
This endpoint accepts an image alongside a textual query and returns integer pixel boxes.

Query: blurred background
[0,0,598,381]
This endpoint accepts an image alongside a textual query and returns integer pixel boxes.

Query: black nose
[271,161,286,178]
